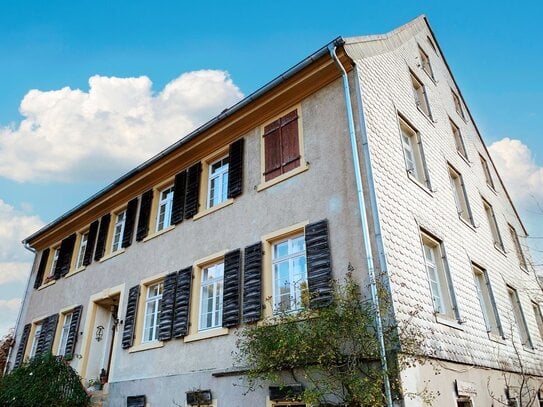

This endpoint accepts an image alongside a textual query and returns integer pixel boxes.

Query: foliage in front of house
[0,353,90,407]
[236,273,433,406]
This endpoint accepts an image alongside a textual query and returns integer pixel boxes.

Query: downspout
[328,45,393,407]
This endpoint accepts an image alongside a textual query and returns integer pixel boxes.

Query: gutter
[328,45,393,407]
[23,36,344,247]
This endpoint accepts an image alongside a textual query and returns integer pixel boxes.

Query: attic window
[427,36,437,53]
[419,46,434,79]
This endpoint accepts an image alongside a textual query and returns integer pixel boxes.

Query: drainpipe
[328,45,393,407]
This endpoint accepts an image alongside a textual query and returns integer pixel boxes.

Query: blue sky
[0,0,542,336]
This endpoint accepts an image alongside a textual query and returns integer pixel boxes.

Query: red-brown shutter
[280,110,300,174]
[263,118,282,181]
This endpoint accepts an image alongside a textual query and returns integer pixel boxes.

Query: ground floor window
[457,399,473,407]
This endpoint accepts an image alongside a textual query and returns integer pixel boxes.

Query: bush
[0,353,90,407]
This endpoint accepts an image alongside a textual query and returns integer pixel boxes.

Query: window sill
[193,198,234,221]
[37,280,55,290]
[142,224,175,243]
[416,105,435,126]
[457,150,471,166]
[256,163,309,192]
[487,183,498,195]
[407,173,433,197]
[99,248,125,263]
[488,333,506,345]
[494,244,507,257]
[423,68,437,85]
[184,327,229,343]
[435,315,463,330]
[522,346,535,354]
[128,341,164,353]
[65,267,86,279]
[456,111,468,124]
[458,216,476,232]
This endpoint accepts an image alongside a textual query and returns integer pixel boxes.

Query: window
[207,156,229,208]
[480,154,495,189]
[272,235,308,313]
[399,118,430,188]
[57,312,73,356]
[507,286,533,348]
[419,46,434,79]
[427,36,437,53]
[450,119,467,158]
[48,248,60,278]
[262,109,302,182]
[75,233,88,270]
[473,265,502,337]
[448,166,473,225]
[421,233,457,318]
[156,186,174,232]
[456,400,473,407]
[411,73,432,119]
[451,89,465,120]
[142,282,163,342]
[483,199,504,251]
[199,262,224,330]
[509,225,527,270]
[111,210,126,252]
[532,302,543,340]
[29,323,43,358]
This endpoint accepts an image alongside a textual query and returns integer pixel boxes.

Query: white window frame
[411,72,432,119]
[473,265,502,337]
[480,154,495,190]
[452,89,465,120]
[156,186,174,232]
[532,302,543,341]
[199,262,224,331]
[75,233,88,270]
[450,119,467,158]
[509,225,527,270]
[29,323,43,358]
[399,118,431,188]
[507,286,533,349]
[449,166,473,225]
[57,312,73,356]
[483,199,504,251]
[48,248,60,278]
[111,210,126,253]
[419,45,434,79]
[207,156,229,209]
[142,281,163,343]
[272,234,308,314]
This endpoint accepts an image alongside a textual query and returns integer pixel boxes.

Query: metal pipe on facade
[328,44,393,407]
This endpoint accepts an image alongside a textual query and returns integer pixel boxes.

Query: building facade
[8,16,543,407]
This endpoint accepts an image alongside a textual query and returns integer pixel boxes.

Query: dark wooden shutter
[227,138,244,198]
[173,266,192,338]
[158,272,177,341]
[122,197,139,248]
[64,305,83,359]
[263,118,282,181]
[280,110,301,173]
[222,249,241,328]
[170,171,187,225]
[127,395,146,407]
[243,242,263,323]
[13,323,31,368]
[184,162,201,219]
[36,314,59,356]
[122,285,140,349]
[34,249,50,289]
[83,220,99,266]
[55,234,76,279]
[305,219,333,308]
[136,190,153,241]
[94,213,111,261]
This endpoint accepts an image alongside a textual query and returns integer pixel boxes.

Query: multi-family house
[8,15,543,407]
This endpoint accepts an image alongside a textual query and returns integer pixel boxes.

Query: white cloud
[0,70,244,182]
[0,263,30,285]
[0,298,22,336]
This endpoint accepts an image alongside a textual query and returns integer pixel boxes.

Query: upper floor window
[75,233,88,270]
[411,73,432,119]
[143,282,163,343]
[57,312,73,356]
[483,199,504,251]
[272,235,308,314]
[48,248,60,279]
[399,118,431,188]
[473,265,502,337]
[199,262,224,330]
[262,109,302,182]
[451,89,465,120]
[421,233,457,319]
[207,156,229,208]
[532,302,543,340]
[480,154,495,190]
[448,166,473,225]
[111,210,126,253]
[156,186,174,232]
[29,323,43,358]
[450,119,467,158]
[419,46,434,79]
[509,225,527,270]
[507,286,533,348]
